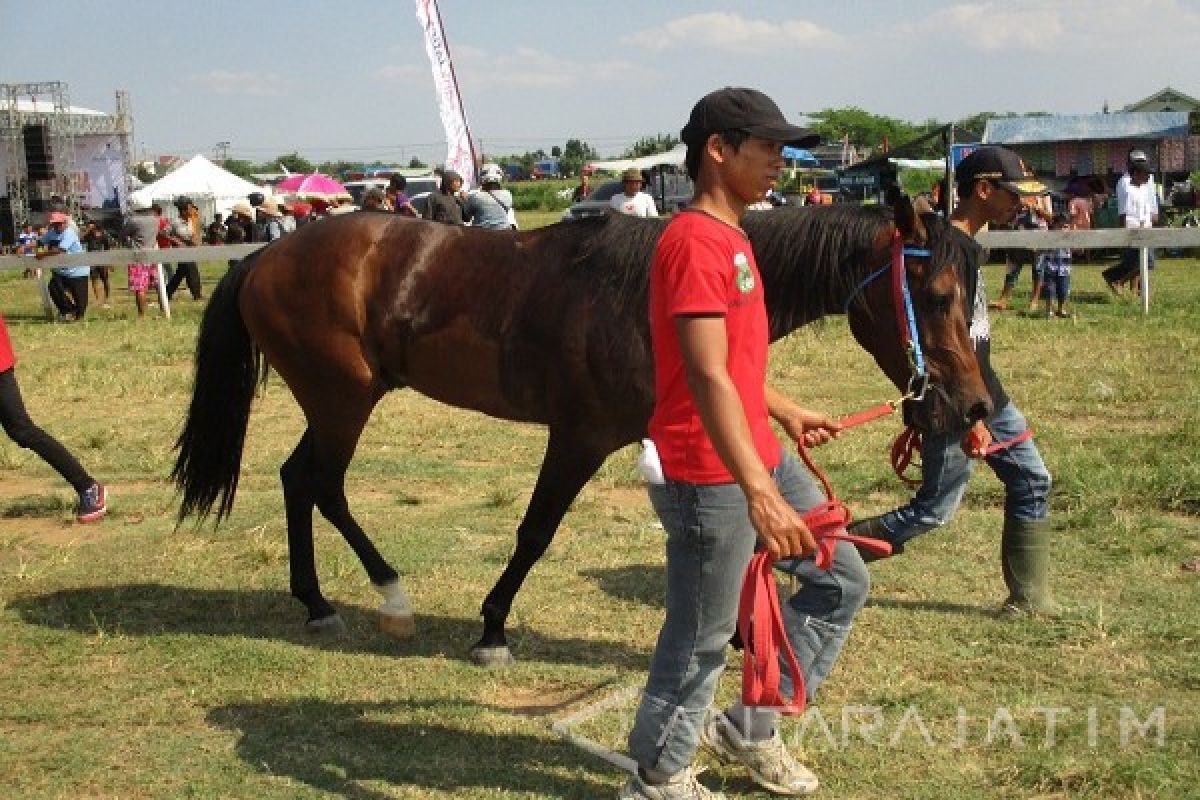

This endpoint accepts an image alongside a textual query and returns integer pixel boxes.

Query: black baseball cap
[681,87,819,147]
[956,146,1047,196]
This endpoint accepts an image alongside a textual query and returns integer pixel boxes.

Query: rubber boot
[1000,517,1057,615]
[848,515,903,563]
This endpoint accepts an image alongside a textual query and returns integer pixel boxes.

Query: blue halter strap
[843,240,932,400]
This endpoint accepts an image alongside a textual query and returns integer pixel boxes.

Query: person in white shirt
[1103,149,1159,294]
[609,167,659,217]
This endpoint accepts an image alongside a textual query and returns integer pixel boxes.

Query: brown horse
[173,200,991,665]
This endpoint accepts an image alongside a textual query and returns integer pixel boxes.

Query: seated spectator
[387,175,419,217]
[423,170,466,224]
[572,173,593,203]
[463,163,516,229]
[260,200,286,241]
[362,188,388,211]
[225,202,254,244]
[278,202,297,234]
[16,223,38,256]
[206,213,227,245]
[290,201,313,227]
[36,212,91,321]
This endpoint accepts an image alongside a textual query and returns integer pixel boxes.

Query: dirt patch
[0,514,124,548]
[484,681,617,717]
[595,486,647,513]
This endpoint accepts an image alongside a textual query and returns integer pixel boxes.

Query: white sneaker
[700,710,818,796]
[617,767,725,799]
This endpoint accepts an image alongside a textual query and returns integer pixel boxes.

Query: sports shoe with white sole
[76,482,108,523]
[700,710,818,796]
[617,767,726,799]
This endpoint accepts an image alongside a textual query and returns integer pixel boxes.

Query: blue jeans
[1040,273,1070,302]
[627,453,870,776]
[876,401,1051,549]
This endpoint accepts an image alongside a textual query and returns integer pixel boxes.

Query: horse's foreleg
[471,432,608,666]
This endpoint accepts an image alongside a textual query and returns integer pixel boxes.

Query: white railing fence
[2,228,1199,318]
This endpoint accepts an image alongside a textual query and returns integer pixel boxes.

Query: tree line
[137,107,1052,184]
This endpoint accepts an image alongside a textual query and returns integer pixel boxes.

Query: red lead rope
[737,441,893,716]
[737,395,1033,713]
[891,425,1034,488]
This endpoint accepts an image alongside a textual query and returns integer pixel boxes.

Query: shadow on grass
[8,583,649,668]
[583,564,1000,619]
[580,564,664,607]
[866,595,996,617]
[208,698,615,799]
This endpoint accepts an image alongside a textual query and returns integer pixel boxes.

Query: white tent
[129,154,267,217]
[586,144,687,173]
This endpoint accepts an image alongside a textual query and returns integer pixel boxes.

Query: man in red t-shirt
[621,89,868,800]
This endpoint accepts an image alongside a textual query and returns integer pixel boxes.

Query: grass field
[0,234,1197,799]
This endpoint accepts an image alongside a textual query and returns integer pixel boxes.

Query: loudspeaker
[23,124,55,181]
[0,198,13,247]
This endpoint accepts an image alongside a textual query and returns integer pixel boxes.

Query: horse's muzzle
[904,386,992,436]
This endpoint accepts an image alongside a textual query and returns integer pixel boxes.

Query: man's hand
[774,403,843,449]
[747,486,817,560]
[961,420,993,458]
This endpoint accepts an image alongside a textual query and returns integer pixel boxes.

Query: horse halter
[843,231,931,403]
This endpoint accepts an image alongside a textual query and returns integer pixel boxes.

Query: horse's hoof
[469,645,515,668]
[379,611,416,639]
[306,613,347,635]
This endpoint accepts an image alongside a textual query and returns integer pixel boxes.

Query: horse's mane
[561,212,666,310]
[741,205,893,335]
[920,211,980,312]
[552,206,965,336]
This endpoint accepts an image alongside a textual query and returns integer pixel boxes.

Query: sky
[2,0,1196,166]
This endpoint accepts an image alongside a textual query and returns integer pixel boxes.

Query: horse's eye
[931,293,954,314]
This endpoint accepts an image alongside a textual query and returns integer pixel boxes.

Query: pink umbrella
[275,172,351,201]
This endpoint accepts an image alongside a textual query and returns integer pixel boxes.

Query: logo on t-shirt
[734,252,755,293]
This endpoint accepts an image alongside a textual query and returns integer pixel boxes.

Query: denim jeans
[876,401,1050,549]
[1040,273,1070,303]
[627,453,870,776]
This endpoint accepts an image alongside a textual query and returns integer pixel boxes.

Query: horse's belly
[404,317,532,422]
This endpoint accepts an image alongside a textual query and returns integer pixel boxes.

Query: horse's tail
[172,252,269,524]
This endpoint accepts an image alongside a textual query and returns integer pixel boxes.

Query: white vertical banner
[414,0,477,189]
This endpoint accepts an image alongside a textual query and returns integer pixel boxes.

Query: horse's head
[845,196,992,434]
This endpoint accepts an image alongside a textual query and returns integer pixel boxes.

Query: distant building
[982,112,1199,180]
[1122,87,1200,113]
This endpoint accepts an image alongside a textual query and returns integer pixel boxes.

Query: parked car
[343,176,439,215]
[561,173,694,221]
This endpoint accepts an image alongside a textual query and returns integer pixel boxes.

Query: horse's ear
[892,193,927,245]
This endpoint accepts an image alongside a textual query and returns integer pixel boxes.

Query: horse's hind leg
[282,394,404,635]
[280,430,343,632]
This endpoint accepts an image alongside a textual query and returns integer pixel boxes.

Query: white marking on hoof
[375,579,414,616]
[306,613,347,635]
[379,611,417,638]
[470,645,515,668]
[376,579,416,638]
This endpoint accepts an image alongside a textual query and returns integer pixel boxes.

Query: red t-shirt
[0,315,15,373]
[647,210,779,484]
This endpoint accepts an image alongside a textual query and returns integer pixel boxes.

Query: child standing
[1038,214,1072,318]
